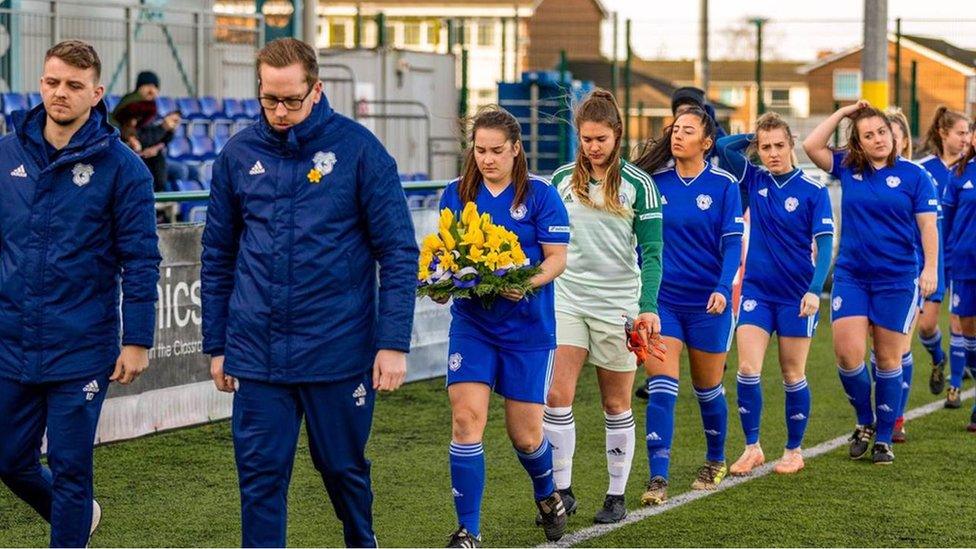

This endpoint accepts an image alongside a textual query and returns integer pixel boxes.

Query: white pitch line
[540,388,975,548]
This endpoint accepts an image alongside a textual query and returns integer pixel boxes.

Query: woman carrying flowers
[428,107,569,547]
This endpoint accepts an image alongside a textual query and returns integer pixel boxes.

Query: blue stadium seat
[167,136,191,159]
[223,97,244,119]
[2,93,28,117]
[214,133,230,154]
[242,98,261,118]
[27,93,42,108]
[189,135,215,158]
[187,205,208,223]
[172,121,187,138]
[103,94,122,112]
[198,96,221,118]
[232,118,256,134]
[156,96,177,117]
[176,97,203,119]
[188,121,210,138]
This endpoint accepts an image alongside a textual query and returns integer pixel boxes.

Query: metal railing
[0,1,264,97]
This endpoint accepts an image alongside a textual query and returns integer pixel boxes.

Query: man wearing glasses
[201,38,418,547]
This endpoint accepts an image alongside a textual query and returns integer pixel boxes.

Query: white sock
[605,410,636,496]
[543,406,575,490]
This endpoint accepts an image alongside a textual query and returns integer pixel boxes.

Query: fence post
[909,60,919,135]
[125,6,135,92]
[753,18,766,117]
[500,17,507,83]
[458,19,468,120]
[49,0,60,46]
[376,12,385,48]
[894,17,902,109]
[623,19,631,159]
[559,49,568,165]
[832,100,840,147]
[195,10,205,98]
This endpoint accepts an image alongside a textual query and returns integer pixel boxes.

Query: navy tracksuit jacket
[201,95,417,547]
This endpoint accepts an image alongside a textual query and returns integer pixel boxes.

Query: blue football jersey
[919,154,952,197]
[830,151,938,283]
[655,161,744,311]
[740,165,834,305]
[440,176,570,350]
[943,160,976,280]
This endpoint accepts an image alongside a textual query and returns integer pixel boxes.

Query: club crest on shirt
[886,176,901,188]
[313,151,337,175]
[72,163,94,187]
[832,296,843,311]
[696,194,712,211]
[510,203,528,220]
[784,197,799,213]
[742,299,757,312]
[448,352,463,372]
[758,188,768,197]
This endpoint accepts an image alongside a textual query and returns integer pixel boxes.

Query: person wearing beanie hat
[671,86,707,115]
[112,70,182,193]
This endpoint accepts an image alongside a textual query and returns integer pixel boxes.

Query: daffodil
[461,202,480,227]
[439,208,455,232]
[461,225,485,248]
[467,245,485,263]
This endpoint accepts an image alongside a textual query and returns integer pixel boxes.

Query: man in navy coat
[201,38,418,547]
[0,40,160,547]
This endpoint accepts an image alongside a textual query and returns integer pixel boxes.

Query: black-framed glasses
[258,87,313,111]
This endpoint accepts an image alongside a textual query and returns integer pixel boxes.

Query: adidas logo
[878,404,893,413]
[758,188,768,197]
[964,180,974,190]
[9,164,26,178]
[606,447,625,456]
[704,429,720,436]
[352,383,367,407]
[789,413,807,421]
[452,487,463,498]
[249,160,265,175]
[738,406,750,414]
[646,432,661,441]
[533,469,552,479]
[83,380,100,401]
[902,381,911,389]
[661,195,668,205]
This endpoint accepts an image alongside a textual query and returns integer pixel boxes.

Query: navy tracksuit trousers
[233,370,377,548]
[0,372,110,548]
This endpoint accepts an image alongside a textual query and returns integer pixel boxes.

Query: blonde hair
[569,89,627,216]
[747,112,797,167]
[885,107,913,159]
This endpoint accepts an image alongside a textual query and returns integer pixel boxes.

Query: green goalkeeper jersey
[552,159,663,322]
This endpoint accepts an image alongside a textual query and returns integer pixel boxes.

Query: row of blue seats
[1,92,262,121]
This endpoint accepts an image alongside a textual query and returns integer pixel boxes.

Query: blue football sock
[736,372,763,445]
[949,333,966,389]
[838,363,874,426]
[875,367,904,444]
[784,377,811,450]
[920,328,946,365]
[695,383,728,463]
[515,438,555,501]
[450,441,485,537]
[899,352,914,416]
[645,375,678,480]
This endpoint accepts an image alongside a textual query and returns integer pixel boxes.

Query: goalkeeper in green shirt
[544,89,663,525]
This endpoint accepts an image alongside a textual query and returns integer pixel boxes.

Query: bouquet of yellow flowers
[417,202,541,305]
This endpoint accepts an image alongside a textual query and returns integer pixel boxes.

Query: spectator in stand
[111,71,183,192]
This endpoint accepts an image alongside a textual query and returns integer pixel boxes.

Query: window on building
[383,24,397,46]
[476,20,495,47]
[404,21,422,46]
[717,87,746,107]
[833,70,861,101]
[967,76,976,104]
[329,21,347,48]
[770,88,790,104]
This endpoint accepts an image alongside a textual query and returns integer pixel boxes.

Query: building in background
[802,34,976,130]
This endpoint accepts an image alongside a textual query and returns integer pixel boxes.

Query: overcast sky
[599,0,976,61]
